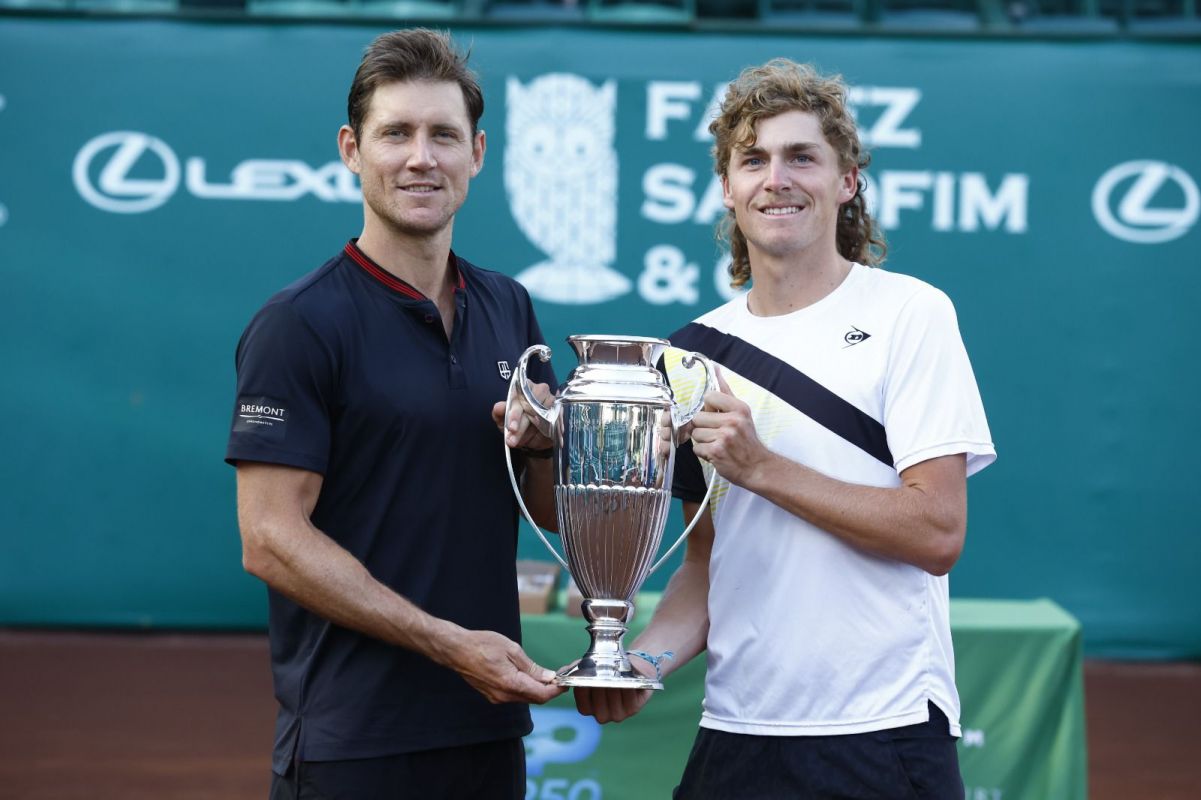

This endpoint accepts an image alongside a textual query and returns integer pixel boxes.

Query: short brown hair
[347,28,484,139]
[710,59,886,288]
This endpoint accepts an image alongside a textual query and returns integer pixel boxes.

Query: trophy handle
[670,351,717,429]
[504,346,570,572]
[650,352,719,575]
[515,344,556,437]
[648,458,717,576]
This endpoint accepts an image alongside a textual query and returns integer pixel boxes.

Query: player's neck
[745,248,851,317]
[356,222,456,305]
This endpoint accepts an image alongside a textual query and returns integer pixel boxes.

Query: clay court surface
[1,631,1197,799]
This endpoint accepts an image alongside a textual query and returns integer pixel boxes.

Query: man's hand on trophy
[690,370,767,487]
[492,382,554,452]
[657,409,675,461]
[444,628,566,705]
[571,662,655,724]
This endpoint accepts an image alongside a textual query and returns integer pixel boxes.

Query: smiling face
[722,109,857,268]
[339,80,485,242]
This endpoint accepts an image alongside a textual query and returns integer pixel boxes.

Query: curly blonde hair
[710,59,886,288]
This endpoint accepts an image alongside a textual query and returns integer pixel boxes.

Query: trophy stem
[556,599,663,690]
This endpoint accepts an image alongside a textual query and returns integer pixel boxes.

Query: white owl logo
[505,74,629,304]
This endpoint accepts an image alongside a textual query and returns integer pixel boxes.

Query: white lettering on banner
[847,87,923,149]
[73,131,360,213]
[694,82,729,141]
[962,728,986,747]
[713,252,749,303]
[959,173,1028,232]
[867,171,1029,232]
[647,83,921,148]
[645,166,1028,235]
[646,81,702,140]
[875,171,931,229]
[639,245,699,304]
[932,172,956,231]
[642,164,696,223]
[695,175,727,223]
[1092,160,1199,244]
[187,159,359,202]
[642,167,725,225]
[525,778,603,800]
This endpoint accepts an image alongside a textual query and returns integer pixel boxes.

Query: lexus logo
[72,130,360,214]
[1092,160,1199,244]
[73,131,181,213]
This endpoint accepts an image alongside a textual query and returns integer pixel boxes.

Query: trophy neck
[567,335,669,369]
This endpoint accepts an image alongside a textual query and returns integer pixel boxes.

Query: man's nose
[764,157,791,191]
[408,132,436,170]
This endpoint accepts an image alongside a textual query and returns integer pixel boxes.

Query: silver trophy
[505,335,716,689]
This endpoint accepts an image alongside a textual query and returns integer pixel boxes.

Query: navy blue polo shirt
[226,240,556,774]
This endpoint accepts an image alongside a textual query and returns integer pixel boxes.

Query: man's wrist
[423,618,467,669]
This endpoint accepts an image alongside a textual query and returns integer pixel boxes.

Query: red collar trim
[344,240,465,299]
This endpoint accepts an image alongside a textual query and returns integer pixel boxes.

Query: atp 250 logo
[72,131,359,213]
[1092,160,1199,244]
[525,708,603,800]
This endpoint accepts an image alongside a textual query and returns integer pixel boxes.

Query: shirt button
[424,314,434,324]
[450,355,458,364]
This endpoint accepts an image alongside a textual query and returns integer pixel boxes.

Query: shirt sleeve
[225,301,334,474]
[883,286,996,477]
[671,439,709,503]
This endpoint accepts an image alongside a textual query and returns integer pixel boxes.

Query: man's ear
[471,129,486,177]
[840,166,859,204]
[337,125,361,174]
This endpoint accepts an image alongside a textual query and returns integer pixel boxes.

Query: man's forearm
[628,550,710,680]
[739,451,966,575]
[520,455,558,532]
[243,517,469,666]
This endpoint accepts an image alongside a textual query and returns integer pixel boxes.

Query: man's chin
[385,213,454,239]
[749,235,811,260]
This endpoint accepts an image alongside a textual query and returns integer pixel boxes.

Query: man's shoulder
[856,264,950,310]
[246,250,354,336]
[668,294,745,341]
[456,254,534,307]
[269,249,348,300]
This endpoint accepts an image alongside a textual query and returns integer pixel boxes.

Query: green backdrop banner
[0,19,1198,659]
[519,596,1087,800]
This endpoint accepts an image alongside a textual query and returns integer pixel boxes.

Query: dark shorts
[674,702,964,800]
[268,737,526,800]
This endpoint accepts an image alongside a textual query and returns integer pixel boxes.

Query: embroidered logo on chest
[843,326,872,348]
[497,360,512,380]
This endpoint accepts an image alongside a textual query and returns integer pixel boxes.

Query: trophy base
[555,662,663,691]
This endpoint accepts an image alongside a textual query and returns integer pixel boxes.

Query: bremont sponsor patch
[233,396,289,441]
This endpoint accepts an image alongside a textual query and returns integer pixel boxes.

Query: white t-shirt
[664,263,995,737]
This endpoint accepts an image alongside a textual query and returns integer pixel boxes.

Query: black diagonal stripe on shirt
[669,322,894,467]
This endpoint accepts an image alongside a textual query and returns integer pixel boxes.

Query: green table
[520,596,1085,800]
